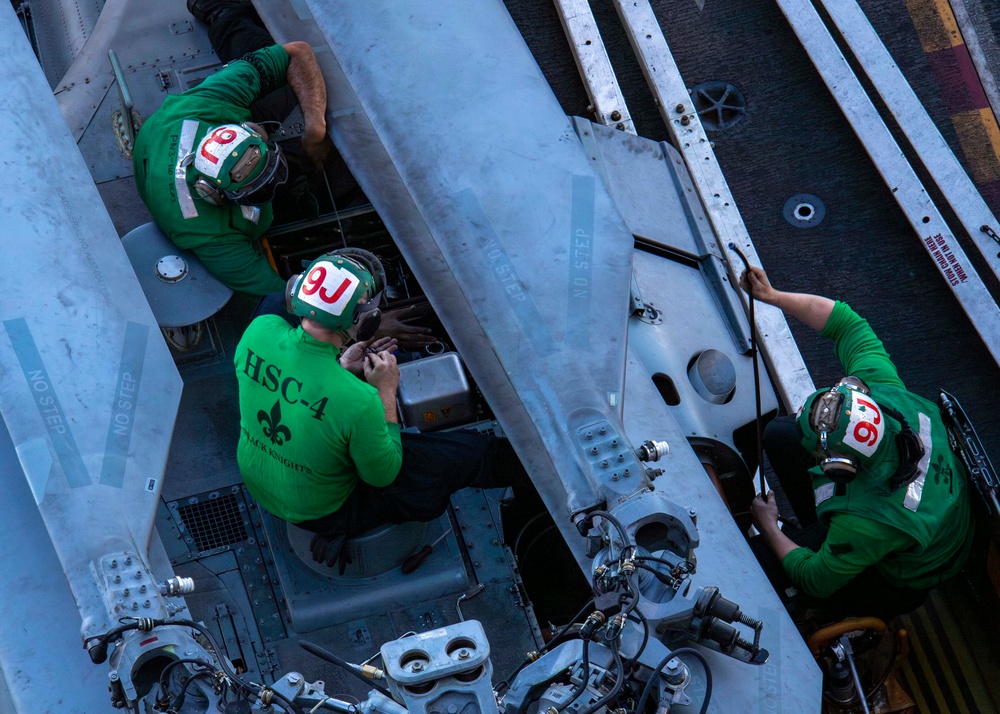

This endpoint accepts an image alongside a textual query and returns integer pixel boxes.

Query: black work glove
[309,532,352,575]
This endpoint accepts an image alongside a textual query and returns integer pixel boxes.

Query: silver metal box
[397,352,477,431]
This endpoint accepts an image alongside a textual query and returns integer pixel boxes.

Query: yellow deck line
[906,0,960,52]
[952,109,1000,183]
[904,615,965,713]
[920,598,974,714]
[929,592,997,707]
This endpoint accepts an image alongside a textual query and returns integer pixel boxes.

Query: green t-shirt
[783,302,972,597]
[234,316,403,522]
[132,45,289,296]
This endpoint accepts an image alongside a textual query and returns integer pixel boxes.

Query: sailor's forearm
[377,387,399,425]
[769,291,835,332]
[760,523,801,562]
[283,41,327,143]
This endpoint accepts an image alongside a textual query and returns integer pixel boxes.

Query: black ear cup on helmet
[194,177,225,206]
[284,274,302,315]
[820,456,858,485]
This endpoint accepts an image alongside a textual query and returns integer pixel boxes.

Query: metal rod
[841,636,871,714]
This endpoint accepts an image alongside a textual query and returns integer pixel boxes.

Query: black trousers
[751,416,929,622]
[206,4,299,128]
[295,431,510,538]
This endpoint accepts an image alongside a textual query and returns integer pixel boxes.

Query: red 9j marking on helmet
[853,397,882,446]
[302,265,353,305]
[199,127,240,165]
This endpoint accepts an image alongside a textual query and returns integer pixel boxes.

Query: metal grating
[176,493,248,553]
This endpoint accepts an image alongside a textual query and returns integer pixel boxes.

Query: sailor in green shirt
[133,4,331,296]
[235,249,500,573]
[742,266,972,620]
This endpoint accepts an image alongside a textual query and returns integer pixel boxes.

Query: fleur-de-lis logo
[932,455,954,493]
[258,400,291,445]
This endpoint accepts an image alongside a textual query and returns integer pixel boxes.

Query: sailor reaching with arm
[741,266,972,620]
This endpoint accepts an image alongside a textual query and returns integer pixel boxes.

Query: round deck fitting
[156,255,188,283]
[121,222,233,327]
[691,81,747,131]
[783,193,826,228]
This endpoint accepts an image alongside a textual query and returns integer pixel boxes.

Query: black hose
[578,640,624,714]
[87,618,303,713]
[587,510,632,557]
[299,640,393,698]
[636,647,713,714]
[494,597,594,695]
[173,619,304,714]
[621,571,641,616]
[622,610,650,673]
[158,658,213,700]
[168,671,213,712]
[538,598,596,655]
[554,638,591,713]
[727,243,766,497]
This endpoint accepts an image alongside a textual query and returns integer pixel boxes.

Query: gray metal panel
[0,415,185,714]
[121,222,233,327]
[0,421,114,714]
[573,118,703,257]
[629,249,779,447]
[265,0,640,566]
[621,345,823,711]
[55,0,213,143]
[611,0,817,412]
[0,0,182,651]
[26,0,104,89]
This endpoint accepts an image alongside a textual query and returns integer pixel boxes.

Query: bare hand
[375,304,436,350]
[364,351,400,393]
[340,336,398,377]
[302,134,334,169]
[750,491,780,534]
[739,265,778,304]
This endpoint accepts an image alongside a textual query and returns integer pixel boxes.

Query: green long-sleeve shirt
[132,45,289,296]
[234,316,402,522]
[783,302,972,597]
